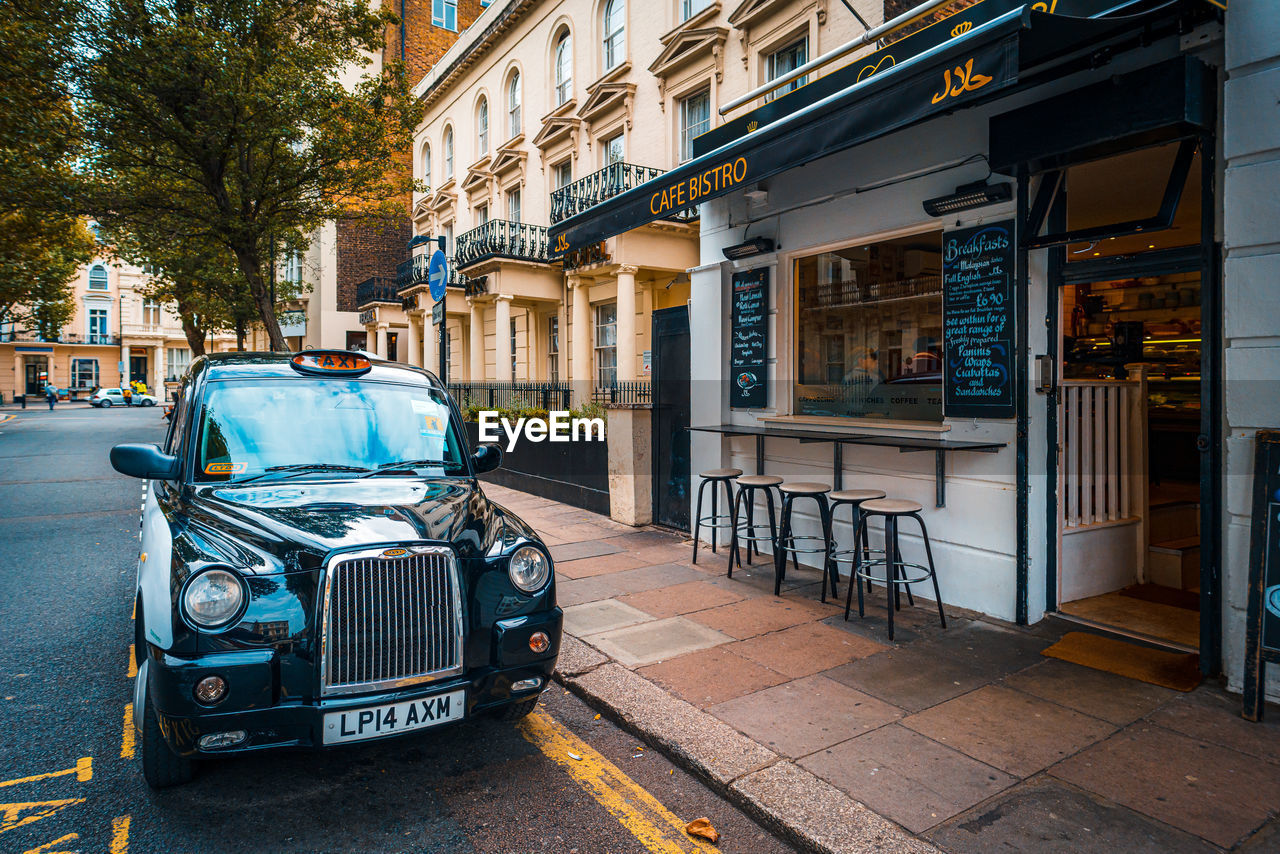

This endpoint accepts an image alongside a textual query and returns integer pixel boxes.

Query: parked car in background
[91,387,158,407]
[110,351,560,788]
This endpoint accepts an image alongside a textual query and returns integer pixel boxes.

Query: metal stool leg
[893,540,916,607]
[709,481,718,554]
[728,486,746,575]
[774,494,794,596]
[745,490,758,559]
[885,516,898,641]
[912,512,946,629]
[818,496,836,603]
[692,477,711,564]
[764,489,778,565]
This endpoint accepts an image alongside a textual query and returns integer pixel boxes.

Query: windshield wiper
[361,459,467,477]
[234,463,373,483]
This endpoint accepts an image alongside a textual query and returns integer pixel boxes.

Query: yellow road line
[22,831,79,853]
[0,799,85,835]
[0,415,14,425]
[127,646,136,679]
[111,815,130,854]
[518,711,720,854]
[0,758,91,789]
[120,705,135,760]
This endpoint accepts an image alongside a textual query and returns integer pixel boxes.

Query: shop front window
[794,232,943,421]
[72,358,99,390]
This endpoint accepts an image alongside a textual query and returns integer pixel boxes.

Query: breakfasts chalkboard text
[943,221,1015,419]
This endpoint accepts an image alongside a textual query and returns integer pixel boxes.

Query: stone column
[494,296,512,382]
[615,264,638,382]
[570,275,592,405]
[375,323,388,360]
[469,299,485,381]
[406,315,421,367]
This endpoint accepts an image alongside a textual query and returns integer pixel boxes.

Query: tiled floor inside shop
[484,484,1280,852]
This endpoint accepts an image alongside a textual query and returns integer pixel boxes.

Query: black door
[651,306,690,530]
[129,355,147,386]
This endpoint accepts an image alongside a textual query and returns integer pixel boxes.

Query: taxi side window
[164,386,191,457]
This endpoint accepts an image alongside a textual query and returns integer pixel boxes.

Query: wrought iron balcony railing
[0,331,120,345]
[397,255,480,295]
[550,162,698,225]
[455,220,550,268]
[355,276,399,308]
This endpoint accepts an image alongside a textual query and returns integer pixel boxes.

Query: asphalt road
[0,406,795,854]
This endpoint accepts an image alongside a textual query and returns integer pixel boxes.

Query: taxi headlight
[508,545,550,593]
[183,568,245,628]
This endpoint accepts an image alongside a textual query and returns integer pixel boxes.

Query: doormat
[1041,632,1201,692]
[1119,583,1200,612]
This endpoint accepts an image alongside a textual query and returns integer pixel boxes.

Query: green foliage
[77,0,423,350]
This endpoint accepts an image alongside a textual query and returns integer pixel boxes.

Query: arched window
[602,0,624,71]
[554,30,573,106]
[507,72,522,139]
[88,265,108,290]
[477,97,489,156]
[443,127,454,180]
[421,143,432,189]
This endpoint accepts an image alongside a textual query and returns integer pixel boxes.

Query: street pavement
[0,407,796,854]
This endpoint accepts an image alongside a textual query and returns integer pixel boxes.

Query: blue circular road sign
[427,250,449,302]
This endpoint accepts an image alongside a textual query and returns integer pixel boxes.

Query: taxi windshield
[193,379,467,483]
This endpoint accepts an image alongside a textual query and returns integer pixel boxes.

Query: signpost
[1243,429,1280,720]
[428,242,449,384]
[942,220,1016,419]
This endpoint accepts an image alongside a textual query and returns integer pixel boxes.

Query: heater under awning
[546,0,1212,259]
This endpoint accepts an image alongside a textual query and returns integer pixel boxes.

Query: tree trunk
[230,241,286,351]
[235,317,246,351]
[173,291,207,357]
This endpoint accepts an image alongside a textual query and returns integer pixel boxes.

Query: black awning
[547,2,1197,258]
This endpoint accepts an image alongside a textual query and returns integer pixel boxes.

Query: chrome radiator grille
[322,548,463,695]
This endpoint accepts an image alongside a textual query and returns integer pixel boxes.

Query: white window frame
[421,143,432,189]
[765,37,808,101]
[681,0,711,22]
[679,88,711,163]
[71,358,99,390]
[554,160,573,190]
[143,298,161,326]
[166,347,190,381]
[507,188,521,223]
[603,132,624,167]
[554,31,573,106]
[477,97,489,157]
[507,73,521,139]
[88,307,109,343]
[602,0,625,72]
[594,302,617,387]
[510,318,519,379]
[432,0,457,31]
[548,315,560,383]
[88,265,109,290]
[444,127,454,180]
[475,204,489,227]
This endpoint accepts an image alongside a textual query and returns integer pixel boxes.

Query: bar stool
[727,474,783,574]
[692,468,742,564]
[847,498,945,641]
[827,488,886,596]
[773,482,837,601]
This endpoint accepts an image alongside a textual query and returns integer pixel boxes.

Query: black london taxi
[110,351,561,788]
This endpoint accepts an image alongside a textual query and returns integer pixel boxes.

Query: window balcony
[354,276,400,308]
[121,323,163,338]
[396,255,482,295]
[455,220,550,269]
[0,331,119,345]
[550,162,698,225]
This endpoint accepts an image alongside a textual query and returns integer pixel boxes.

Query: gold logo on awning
[931,58,993,104]
[950,21,972,37]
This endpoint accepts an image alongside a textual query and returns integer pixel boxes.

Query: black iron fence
[591,381,652,407]
[550,162,698,224]
[448,381,574,412]
[355,276,399,307]
[396,255,479,293]
[455,220,550,268]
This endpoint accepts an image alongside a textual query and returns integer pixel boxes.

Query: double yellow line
[519,711,720,854]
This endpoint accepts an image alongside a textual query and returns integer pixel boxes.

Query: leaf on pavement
[684,817,720,843]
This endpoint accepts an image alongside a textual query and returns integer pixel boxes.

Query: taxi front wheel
[141,693,196,788]
[499,696,540,721]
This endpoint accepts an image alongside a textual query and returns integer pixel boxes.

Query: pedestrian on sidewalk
[45,384,57,410]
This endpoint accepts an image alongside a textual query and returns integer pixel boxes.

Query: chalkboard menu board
[1244,429,1280,720]
[942,221,1016,419]
[730,268,768,408]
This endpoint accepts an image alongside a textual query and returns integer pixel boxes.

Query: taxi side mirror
[111,443,180,481]
[472,443,502,474]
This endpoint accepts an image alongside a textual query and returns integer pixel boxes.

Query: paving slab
[711,675,902,759]
[1144,685,1280,763]
[618,580,747,619]
[629,542,698,566]
[688,596,825,640]
[587,616,734,667]
[566,663,777,785]
[909,620,1053,680]
[1050,722,1280,848]
[554,633,608,677]
[557,563,706,607]
[927,777,1220,854]
[730,761,941,854]
[1002,658,1177,726]
[555,551,652,579]
[800,724,1016,834]
[822,644,992,713]
[638,646,790,707]
[562,599,654,636]
[602,530,687,548]
[729,622,888,678]
[1238,814,1280,853]
[903,685,1116,778]
[549,540,624,562]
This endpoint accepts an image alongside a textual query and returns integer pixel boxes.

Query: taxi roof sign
[290,351,372,375]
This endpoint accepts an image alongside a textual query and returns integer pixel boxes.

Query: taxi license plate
[322,689,465,745]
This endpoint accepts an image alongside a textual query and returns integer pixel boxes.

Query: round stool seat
[778,481,831,495]
[861,497,923,515]
[829,488,887,503]
[737,474,783,487]
[700,468,743,479]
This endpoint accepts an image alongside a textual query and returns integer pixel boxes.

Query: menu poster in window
[730,268,768,408]
[1244,429,1280,720]
[943,221,1016,419]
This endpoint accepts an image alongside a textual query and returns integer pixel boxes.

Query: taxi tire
[499,696,539,721]
[141,695,196,789]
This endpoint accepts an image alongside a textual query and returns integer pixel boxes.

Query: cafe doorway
[1047,141,1213,653]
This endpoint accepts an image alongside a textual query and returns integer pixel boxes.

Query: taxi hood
[180,478,505,571]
